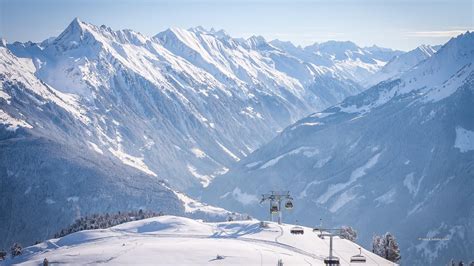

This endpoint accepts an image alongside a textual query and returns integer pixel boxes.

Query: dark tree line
[0,249,7,260]
[54,209,164,238]
[0,243,22,261]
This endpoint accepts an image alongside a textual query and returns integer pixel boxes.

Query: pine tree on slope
[372,232,401,263]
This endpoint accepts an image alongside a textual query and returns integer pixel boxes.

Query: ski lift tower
[313,228,343,266]
[260,191,293,224]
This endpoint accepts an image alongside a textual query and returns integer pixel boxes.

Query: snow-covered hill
[4,215,394,265]
[204,32,474,265]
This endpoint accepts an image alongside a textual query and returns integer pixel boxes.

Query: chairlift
[290,225,304,235]
[313,228,324,238]
[323,257,340,266]
[350,248,367,263]
[284,200,293,209]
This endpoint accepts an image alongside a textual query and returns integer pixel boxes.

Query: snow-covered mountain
[4,215,395,265]
[364,44,438,87]
[0,43,231,244]
[1,18,398,249]
[204,32,474,265]
[4,18,374,191]
[270,39,403,84]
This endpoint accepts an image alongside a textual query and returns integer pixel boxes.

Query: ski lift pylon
[350,248,367,263]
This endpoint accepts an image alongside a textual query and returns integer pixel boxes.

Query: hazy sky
[0,0,472,50]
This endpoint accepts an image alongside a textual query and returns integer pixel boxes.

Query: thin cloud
[406,30,471,38]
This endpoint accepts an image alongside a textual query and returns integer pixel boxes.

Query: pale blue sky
[0,0,472,50]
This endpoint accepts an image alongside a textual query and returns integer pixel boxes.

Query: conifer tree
[372,232,401,263]
[10,243,22,257]
[340,226,357,242]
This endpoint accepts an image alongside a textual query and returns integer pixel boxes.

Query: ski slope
[5,216,395,265]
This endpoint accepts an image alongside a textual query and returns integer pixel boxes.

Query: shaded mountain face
[204,32,474,265]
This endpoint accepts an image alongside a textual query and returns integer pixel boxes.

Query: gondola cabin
[270,205,279,214]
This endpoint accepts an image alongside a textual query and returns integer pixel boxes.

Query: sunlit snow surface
[5,216,394,266]
[454,126,474,153]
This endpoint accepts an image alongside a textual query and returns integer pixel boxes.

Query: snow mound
[113,215,214,235]
[6,215,395,266]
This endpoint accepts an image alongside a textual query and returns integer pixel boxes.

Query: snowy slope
[4,215,395,265]
[204,32,474,265]
[363,44,438,87]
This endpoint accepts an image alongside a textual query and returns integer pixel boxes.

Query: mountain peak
[188,26,230,39]
[451,30,474,48]
[158,27,190,38]
[425,30,474,66]
[269,39,297,48]
[212,29,230,39]
[67,17,87,34]
[364,44,395,53]
[247,35,266,43]
[303,40,361,55]
[189,25,204,31]
[318,40,359,51]
[154,27,189,44]
[413,44,436,57]
[71,17,82,25]
[0,38,6,47]
[245,35,274,50]
[53,17,93,49]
